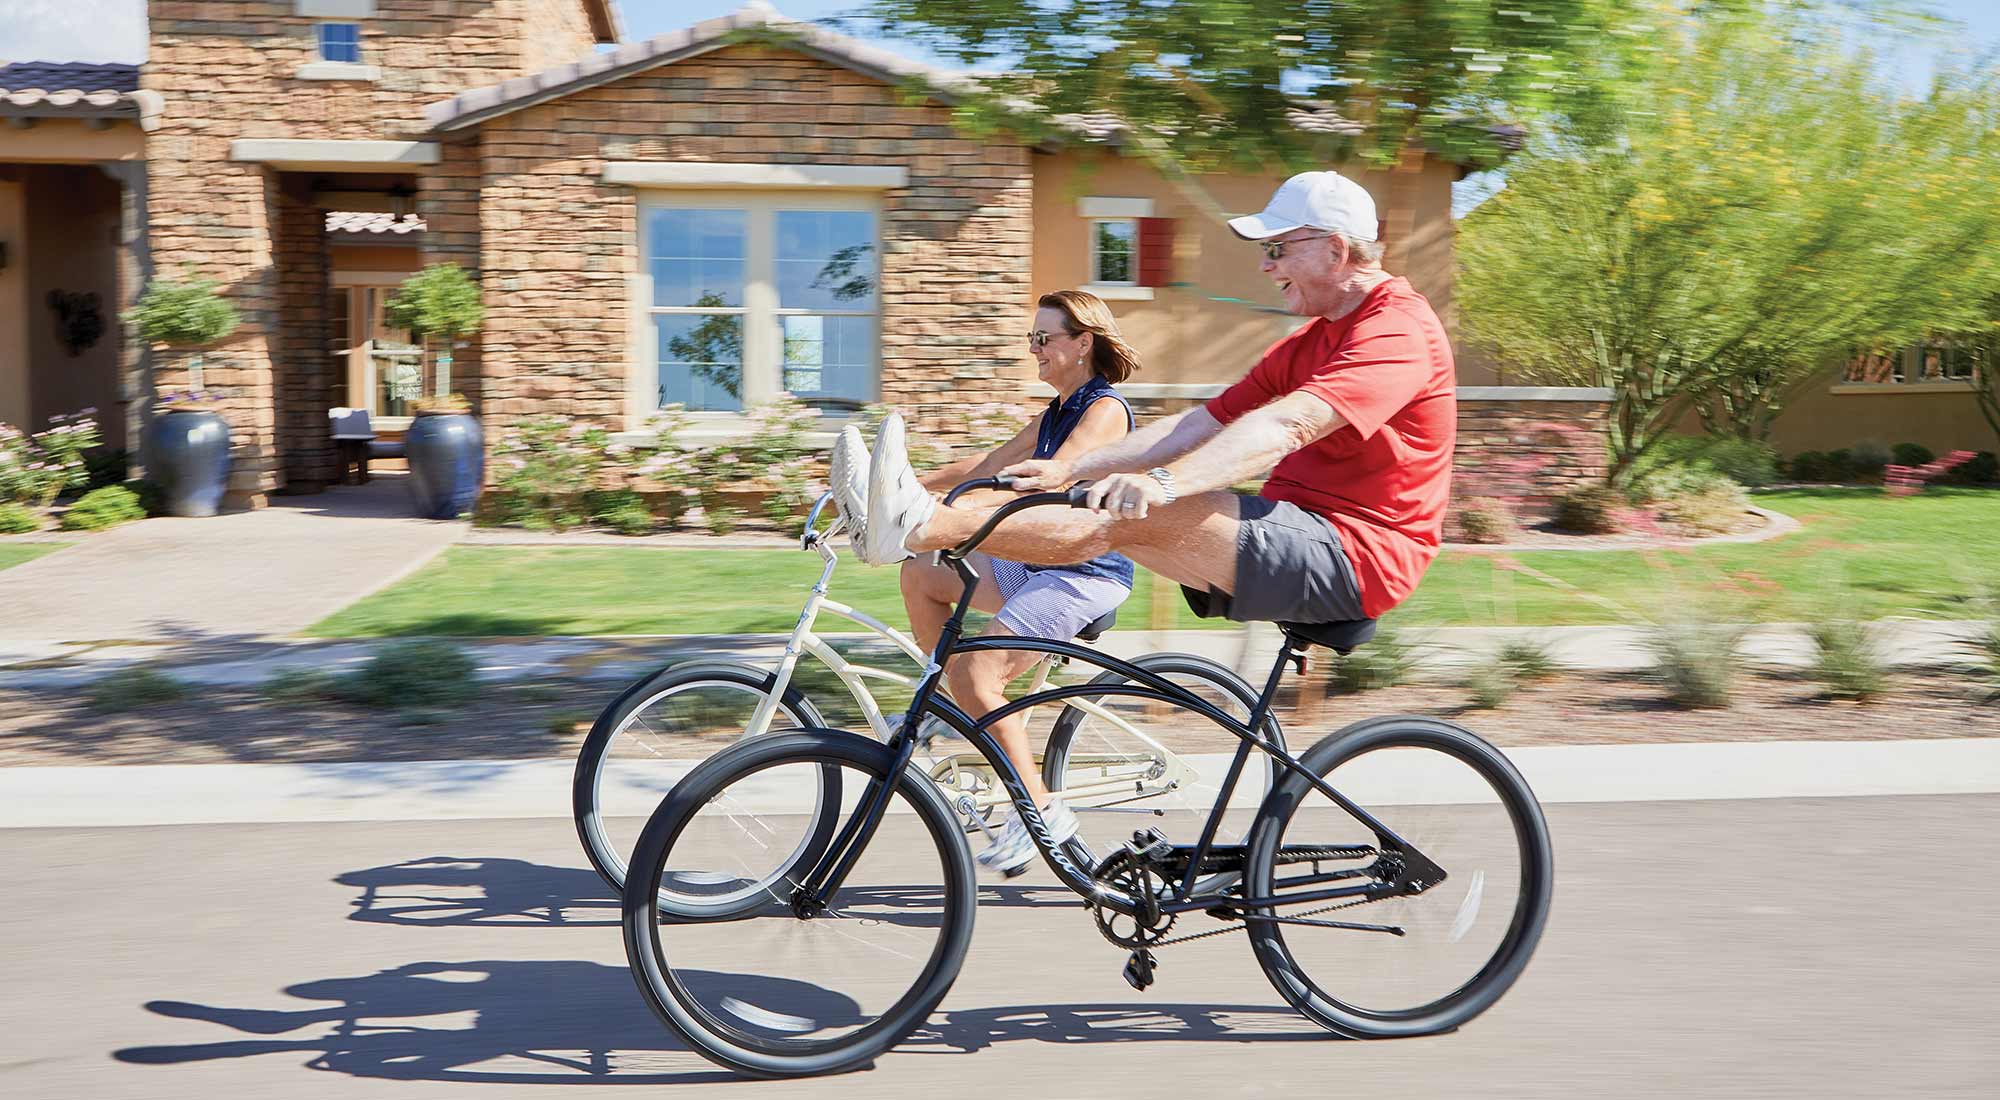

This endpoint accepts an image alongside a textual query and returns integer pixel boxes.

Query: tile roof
[325,212,428,235]
[0,62,160,130]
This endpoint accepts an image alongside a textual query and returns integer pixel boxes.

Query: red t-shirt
[1205,277,1456,618]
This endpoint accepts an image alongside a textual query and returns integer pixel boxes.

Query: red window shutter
[1137,217,1175,287]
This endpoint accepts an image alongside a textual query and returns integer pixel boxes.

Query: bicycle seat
[1278,618,1377,655]
[1075,608,1117,643]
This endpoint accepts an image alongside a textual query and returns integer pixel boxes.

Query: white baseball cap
[1227,170,1379,243]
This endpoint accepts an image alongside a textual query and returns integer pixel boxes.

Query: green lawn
[307,488,2000,637]
[0,543,68,572]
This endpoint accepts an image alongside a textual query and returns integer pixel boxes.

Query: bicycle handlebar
[802,490,838,549]
[942,477,1094,560]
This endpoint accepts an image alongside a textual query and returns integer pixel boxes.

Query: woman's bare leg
[946,622,1053,805]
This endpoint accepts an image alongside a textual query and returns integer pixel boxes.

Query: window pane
[784,314,873,410]
[776,210,876,311]
[1094,220,1136,283]
[319,24,361,64]
[647,209,745,307]
[658,314,743,412]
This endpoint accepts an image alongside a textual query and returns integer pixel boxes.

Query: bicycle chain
[1147,895,1380,948]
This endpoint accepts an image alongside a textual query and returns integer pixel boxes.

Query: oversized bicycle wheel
[573,662,836,917]
[1042,652,1281,888]
[623,729,976,1078]
[1242,715,1553,1039]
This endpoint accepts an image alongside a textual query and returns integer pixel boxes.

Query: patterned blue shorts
[987,558,1132,641]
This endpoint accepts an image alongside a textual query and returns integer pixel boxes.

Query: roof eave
[584,0,619,44]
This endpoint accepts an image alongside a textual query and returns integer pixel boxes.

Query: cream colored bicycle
[571,492,1274,914]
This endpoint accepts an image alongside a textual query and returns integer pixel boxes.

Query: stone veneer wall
[464,43,1036,434]
[274,179,337,487]
[140,0,600,500]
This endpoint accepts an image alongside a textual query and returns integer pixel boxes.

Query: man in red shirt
[843,170,1455,627]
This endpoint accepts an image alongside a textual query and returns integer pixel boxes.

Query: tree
[385,263,484,400]
[1458,10,2000,481]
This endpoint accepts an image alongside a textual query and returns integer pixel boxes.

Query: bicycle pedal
[1122,949,1157,992]
[1125,827,1174,863]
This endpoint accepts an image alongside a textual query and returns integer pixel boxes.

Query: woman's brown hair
[1038,289,1142,385]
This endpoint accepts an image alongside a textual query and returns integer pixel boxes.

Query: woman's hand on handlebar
[996,457,1072,491]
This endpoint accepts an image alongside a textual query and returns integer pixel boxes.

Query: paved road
[4,795,1995,1098]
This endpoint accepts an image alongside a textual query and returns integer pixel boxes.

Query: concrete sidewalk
[0,474,460,643]
[0,619,1988,691]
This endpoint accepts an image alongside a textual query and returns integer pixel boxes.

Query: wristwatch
[1145,466,1177,504]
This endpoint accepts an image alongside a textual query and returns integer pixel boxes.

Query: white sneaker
[828,425,871,544]
[860,412,936,566]
[976,800,1079,877]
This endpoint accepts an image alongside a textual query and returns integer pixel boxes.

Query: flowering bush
[0,410,102,509]
[490,416,611,530]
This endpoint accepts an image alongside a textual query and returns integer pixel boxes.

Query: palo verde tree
[1458,7,2000,481]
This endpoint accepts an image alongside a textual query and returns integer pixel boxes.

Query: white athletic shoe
[860,412,936,566]
[976,800,1079,877]
[828,425,871,545]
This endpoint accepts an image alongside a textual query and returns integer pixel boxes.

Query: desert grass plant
[58,485,146,531]
[1330,623,1419,693]
[1496,636,1563,682]
[338,640,479,708]
[89,668,188,712]
[1464,658,1518,710]
[1643,617,1749,709]
[0,502,38,534]
[1551,486,1623,535]
[1804,619,1890,702]
[1453,497,1516,544]
[258,669,345,706]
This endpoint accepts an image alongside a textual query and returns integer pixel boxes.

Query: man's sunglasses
[1260,232,1335,261]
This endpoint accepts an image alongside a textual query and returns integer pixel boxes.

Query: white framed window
[1089,218,1138,286]
[318,23,362,64]
[640,192,880,417]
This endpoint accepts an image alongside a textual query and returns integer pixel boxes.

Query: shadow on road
[337,855,1084,927]
[114,958,1330,1083]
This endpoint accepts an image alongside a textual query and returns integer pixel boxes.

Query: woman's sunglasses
[1026,329,1072,350]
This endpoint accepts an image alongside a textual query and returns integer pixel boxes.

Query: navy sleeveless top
[1025,375,1136,588]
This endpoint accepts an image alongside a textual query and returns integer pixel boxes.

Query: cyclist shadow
[335,856,1079,928]
[112,959,794,1085]
[336,856,621,927]
[922,1002,1339,1051]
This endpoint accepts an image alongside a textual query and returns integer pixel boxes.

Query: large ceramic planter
[405,411,484,519]
[144,410,232,517]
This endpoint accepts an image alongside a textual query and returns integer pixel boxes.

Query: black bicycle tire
[1242,714,1554,1038]
[621,728,976,1078]
[572,662,833,913]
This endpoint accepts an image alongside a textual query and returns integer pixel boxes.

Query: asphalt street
[3,794,1995,1098]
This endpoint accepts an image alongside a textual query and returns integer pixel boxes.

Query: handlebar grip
[1067,481,1094,508]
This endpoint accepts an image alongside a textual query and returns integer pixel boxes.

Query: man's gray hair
[1338,231,1385,268]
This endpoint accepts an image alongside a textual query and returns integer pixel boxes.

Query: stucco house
[2,1,1588,509]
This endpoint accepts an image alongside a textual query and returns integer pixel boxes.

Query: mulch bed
[1,668,1991,768]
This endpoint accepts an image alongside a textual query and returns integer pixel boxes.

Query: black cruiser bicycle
[620,478,1555,1078]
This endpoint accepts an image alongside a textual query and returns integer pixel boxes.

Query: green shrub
[587,488,656,536]
[1644,619,1747,709]
[1806,620,1890,702]
[59,485,146,531]
[1890,442,1936,468]
[82,446,130,492]
[1452,497,1515,544]
[88,668,187,712]
[127,275,238,348]
[1330,624,1418,692]
[1464,659,1517,710]
[491,416,610,530]
[259,669,345,706]
[1628,461,1734,504]
[338,640,479,708]
[1946,451,1998,485]
[1700,438,1779,488]
[1496,637,1562,681]
[1825,448,1858,481]
[1849,441,1891,480]
[1786,450,1831,482]
[0,503,38,534]
[122,479,165,517]
[1551,486,1623,534]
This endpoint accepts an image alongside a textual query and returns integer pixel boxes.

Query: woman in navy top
[894,289,1138,874]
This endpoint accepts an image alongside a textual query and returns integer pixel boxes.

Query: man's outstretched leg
[862,412,1241,599]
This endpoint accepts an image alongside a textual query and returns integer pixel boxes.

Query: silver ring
[1120,499,1136,511]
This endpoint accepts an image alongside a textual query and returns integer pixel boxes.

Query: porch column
[99,159,153,469]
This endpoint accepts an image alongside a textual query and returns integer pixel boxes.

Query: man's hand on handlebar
[1084,472,1169,520]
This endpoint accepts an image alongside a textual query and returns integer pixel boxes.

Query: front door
[333,283,429,417]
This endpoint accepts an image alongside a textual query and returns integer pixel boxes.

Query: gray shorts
[1181,496,1367,625]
